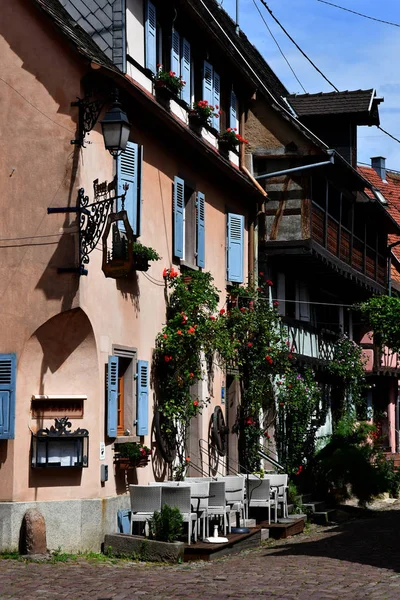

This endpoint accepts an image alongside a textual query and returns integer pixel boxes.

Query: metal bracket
[70,93,106,148]
[48,178,128,276]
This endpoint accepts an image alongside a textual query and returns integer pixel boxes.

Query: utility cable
[257,0,339,92]
[377,126,400,146]
[251,0,307,93]
[317,0,400,28]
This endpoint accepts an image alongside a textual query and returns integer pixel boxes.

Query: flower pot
[115,456,150,469]
[133,255,150,272]
[154,81,177,108]
[188,113,209,134]
[218,139,237,157]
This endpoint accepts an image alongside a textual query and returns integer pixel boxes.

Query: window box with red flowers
[218,128,248,155]
[154,66,186,104]
[188,100,220,133]
[114,442,151,469]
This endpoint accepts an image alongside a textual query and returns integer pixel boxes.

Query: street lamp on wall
[71,87,131,155]
[100,89,131,157]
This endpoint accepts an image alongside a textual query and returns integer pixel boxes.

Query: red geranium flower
[247,342,253,347]
[193,400,199,406]
[219,308,226,315]
[190,373,195,378]
[186,456,191,462]
[177,330,183,335]
[209,315,216,321]
[188,327,195,334]
[296,465,303,476]
[163,268,169,278]
[273,301,279,307]
[266,279,273,286]
[163,334,168,339]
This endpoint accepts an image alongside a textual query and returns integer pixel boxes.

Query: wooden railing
[311,203,386,285]
[281,320,338,362]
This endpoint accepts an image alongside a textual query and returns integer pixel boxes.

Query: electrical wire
[317,0,400,28]
[377,126,400,146]
[251,0,307,93]
[257,0,339,92]
[0,77,75,134]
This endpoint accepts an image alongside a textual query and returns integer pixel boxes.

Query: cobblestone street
[2,503,400,599]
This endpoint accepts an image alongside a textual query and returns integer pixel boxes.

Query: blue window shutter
[117,142,139,235]
[145,0,157,74]
[173,176,185,259]
[107,355,118,438]
[117,509,131,534]
[137,360,149,436]
[212,71,221,131]
[181,38,191,104]
[196,191,205,268]
[137,146,143,237]
[171,29,181,79]
[227,213,244,283]
[0,354,16,440]
[202,61,213,106]
[230,90,238,129]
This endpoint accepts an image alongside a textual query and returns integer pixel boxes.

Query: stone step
[310,509,336,525]
[302,501,326,513]
[286,513,307,522]
[299,493,313,504]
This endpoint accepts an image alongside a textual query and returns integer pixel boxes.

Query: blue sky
[221,0,400,171]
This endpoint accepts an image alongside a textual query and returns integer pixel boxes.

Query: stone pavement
[2,504,400,599]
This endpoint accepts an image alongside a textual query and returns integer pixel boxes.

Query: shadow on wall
[116,271,141,313]
[19,308,98,493]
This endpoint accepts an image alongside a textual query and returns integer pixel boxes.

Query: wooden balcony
[311,203,386,286]
[281,320,338,363]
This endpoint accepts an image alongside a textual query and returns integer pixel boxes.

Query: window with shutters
[116,142,143,237]
[170,30,192,104]
[0,353,16,440]
[107,348,146,438]
[226,213,244,283]
[173,176,205,268]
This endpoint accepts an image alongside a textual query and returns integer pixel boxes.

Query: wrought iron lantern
[102,208,135,279]
[31,417,89,469]
[100,89,131,157]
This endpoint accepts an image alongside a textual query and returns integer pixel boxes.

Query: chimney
[371,156,386,181]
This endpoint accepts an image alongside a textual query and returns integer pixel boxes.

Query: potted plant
[133,242,161,272]
[114,442,151,469]
[218,128,248,155]
[154,65,185,104]
[188,100,220,132]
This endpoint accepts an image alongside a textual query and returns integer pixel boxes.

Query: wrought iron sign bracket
[47,178,128,276]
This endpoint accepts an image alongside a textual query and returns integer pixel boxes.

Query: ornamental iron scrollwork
[48,177,128,275]
[70,92,106,148]
[36,416,89,438]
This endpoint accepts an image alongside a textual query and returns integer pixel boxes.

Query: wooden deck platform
[183,517,305,561]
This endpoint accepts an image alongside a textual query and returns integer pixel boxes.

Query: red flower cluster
[245,416,254,425]
[266,279,273,286]
[193,399,199,406]
[209,315,216,321]
[219,308,226,315]
[296,465,303,476]
[163,267,179,279]
[240,307,246,313]
[273,301,279,307]
[187,326,195,334]
[164,355,173,363]
[247,342,253,347]
[265,355,273,365]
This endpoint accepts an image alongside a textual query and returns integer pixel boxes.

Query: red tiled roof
[358,165,400,283]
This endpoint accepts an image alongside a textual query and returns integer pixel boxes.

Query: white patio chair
[217,476,245,525]
[161,486,198,544]
[247,478,276,524]
[189,481,210,539]
[129,485,161,536]
[265,474,288,518]
[206,480,231,536]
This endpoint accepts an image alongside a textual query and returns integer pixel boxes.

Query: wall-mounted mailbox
[31,417,89,469]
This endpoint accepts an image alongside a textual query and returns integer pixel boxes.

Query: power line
[257,0,339,92]
[378,126,400,146]
[317,0,400,28]
[251,0,307,93]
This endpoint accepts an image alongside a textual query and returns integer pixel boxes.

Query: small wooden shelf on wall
[31,395,87,418]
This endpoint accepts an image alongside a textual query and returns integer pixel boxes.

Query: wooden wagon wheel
[211,406,229,457]
[154,410,177,464]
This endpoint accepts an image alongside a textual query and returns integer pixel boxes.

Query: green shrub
[309,416,400,506]
[148,504,183,543]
